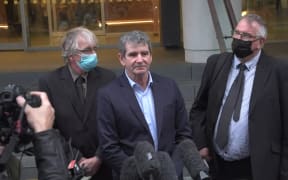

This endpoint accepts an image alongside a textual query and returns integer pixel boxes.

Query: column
[181,0,241,63]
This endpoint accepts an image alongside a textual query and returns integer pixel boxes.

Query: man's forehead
[236,19,259,34]
[125,42,149,49]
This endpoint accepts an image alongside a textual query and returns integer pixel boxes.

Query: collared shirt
[214,50,261,161]
[125,71,158,150]
[68,65,87,97]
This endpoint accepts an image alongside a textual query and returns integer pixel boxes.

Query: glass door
[0,0,29,50]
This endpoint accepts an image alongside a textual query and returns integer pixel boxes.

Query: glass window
[0,0,22,43]
[242,0,288,41]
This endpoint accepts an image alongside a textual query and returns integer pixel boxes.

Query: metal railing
[207,0,237,52]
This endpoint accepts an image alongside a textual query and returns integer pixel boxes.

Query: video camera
[0,84,41,146]
[0,84,41,172]
[0,84,86,180]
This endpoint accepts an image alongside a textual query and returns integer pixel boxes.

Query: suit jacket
[38,65,115,179]
[190,51,288,180]
[97,72,192,176]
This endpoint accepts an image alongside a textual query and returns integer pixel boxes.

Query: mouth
[134,65,146,69]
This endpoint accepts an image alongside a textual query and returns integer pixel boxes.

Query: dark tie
[75,76,85,104]
[215,63,247,149]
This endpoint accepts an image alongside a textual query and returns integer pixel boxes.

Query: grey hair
[118,30,152,57]
[241,14,267,38]
[61,27,98,61]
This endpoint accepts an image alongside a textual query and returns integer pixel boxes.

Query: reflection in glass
[242,0,288,41]
[27,0,50,46]
[52,0,103,32]
[0,0,22,43]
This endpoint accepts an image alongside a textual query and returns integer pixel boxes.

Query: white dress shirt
[214,51,261,161]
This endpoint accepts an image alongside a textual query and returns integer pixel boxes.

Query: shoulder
[98,74,121,91]
[151,72,174,83]
[207,52,232,64]
[260,51,287,68]
[94,66,115,74]
[39,66,66,82]
[91,66,116,79]
[260,52,288,79]
[151,72,179,89]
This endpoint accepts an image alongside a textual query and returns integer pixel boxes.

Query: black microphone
[156,151,178,180]
[120,156,141,180]
[177,139,210,180]
[133,141,160,180]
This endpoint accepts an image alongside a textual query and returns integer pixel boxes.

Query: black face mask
[231,38,253,58]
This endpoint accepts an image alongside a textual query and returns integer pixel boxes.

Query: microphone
[177,139,210,180]
[156,151,178,180]
[120,156,140,180]
[133,141,160,180]
[120,141,179,180]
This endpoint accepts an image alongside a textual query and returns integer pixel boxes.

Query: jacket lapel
[82,69,101,124]
[119,74,152,134]
[209,53,233,126]
[60,66,84,119]
[149,76,163,140]
[249,52,271,116]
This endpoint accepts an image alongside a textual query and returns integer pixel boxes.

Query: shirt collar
[68,65,87,82]
[233,50,261,71]
[125,71,153,89]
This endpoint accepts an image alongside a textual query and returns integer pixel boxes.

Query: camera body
[0,84,41,146]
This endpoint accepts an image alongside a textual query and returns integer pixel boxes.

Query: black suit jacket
[97,72,192,176]
[190,52,288,180]
[38,65,115,179]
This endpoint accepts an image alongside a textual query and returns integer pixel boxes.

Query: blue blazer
[97,72,192,175]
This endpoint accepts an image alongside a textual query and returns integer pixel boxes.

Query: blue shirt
[214,50,261,161]
[125,72,158,150]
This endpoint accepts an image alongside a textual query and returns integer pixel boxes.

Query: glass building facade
[0,0,287,50]
[0,0,160,49]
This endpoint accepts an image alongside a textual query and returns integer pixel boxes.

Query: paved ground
[0,41,287,180]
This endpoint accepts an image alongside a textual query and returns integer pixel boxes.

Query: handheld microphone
[156,151,178,180]
[120,156,140,180]
[177,139,210,180]
[133,141,160,180]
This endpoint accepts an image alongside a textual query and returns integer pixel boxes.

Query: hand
[79,156,102,176]
[16,91,55,133]
[199,147,212,161]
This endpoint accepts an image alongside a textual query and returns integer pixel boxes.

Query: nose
[135,53,145,60]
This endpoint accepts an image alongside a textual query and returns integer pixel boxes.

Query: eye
[241,32,254,39]
[127,52,139,57]
[232,30,258,40]
[140,51,149,56]
[77,47,97,54]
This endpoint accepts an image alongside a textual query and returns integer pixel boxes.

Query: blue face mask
[77,53,98,72]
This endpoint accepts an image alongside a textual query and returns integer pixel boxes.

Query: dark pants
[215,155,252,180]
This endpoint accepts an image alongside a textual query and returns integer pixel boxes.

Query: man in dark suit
[38,27,115,180]
[190,14,288,180]
[97,30,192,179]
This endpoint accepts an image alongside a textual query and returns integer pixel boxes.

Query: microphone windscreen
[177,139,209,178]
[120,156,140,180]
[156,151,178,180]
[134,141,160,179]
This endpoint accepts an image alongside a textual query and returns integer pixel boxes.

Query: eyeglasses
[76,47,97,54]
[232,30,261,41]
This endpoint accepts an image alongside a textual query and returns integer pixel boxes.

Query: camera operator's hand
[16,91,55,133]
[79,156,102,176]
